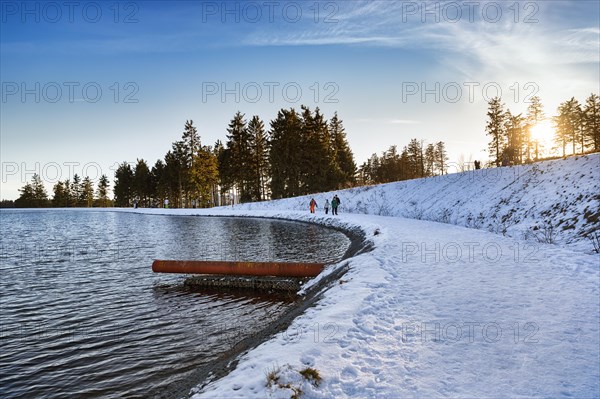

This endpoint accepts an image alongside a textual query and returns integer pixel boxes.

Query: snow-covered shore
[128,207,598,398]
[126,155,599,398]
[236,153,600,254]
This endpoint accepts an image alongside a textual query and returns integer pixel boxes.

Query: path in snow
[126,209,598,398]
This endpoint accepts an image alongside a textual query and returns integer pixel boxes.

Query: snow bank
[126,207,599,398]
[237,154,600,254]
[126,155,599,398]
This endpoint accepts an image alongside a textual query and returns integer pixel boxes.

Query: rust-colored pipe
[152,260,325,278]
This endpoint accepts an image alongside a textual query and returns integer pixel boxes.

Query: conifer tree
[486,97,506,166]
[52,181,69,207]
[583,93,600,151]
[434,142,448,175]
[269,108,303,198]
[15,182,34,208]
[81,177,94,207]
[406,138,425,178]
[504,111,526,163]
[301,106,335,193]
[247,116,269,201]
[329,112,356,188]
[71,174,82,206]
[224,112,254,202]
[96,175,110,207]
[133,159,151,206]
[177,120,202,206]
[425,143,436,176]
[554,98,582,156]
[191,145,219,207]
[15,174,48,207]
[63,179,72,207]
[113,162,134,207]
[525,96,544,162]
[169,143,187,207]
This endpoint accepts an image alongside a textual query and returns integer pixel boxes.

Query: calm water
[0,209,350,398]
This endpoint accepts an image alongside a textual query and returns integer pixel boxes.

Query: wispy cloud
[242,1,599,81]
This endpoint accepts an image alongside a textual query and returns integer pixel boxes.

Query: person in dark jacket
[331,195,341,215]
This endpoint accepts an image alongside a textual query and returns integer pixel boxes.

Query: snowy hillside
[126,154,599,398]
[130,207,599,398]
[239,154,600,253]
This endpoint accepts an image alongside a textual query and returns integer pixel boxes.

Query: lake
[0,209,350,398]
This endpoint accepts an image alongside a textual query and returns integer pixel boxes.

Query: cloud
[241,1,599,80]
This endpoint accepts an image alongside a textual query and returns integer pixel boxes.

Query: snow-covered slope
[238,154,600,253]
[124,154,598,398]
[128,207,599,398]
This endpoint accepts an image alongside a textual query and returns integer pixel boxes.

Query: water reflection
[0,210,349,398]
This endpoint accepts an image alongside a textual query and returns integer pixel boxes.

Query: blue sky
[1,0,599,200]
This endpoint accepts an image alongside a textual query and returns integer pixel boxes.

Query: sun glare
[530,120,554,145]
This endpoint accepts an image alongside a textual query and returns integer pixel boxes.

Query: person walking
[324,199,330,215]
[309,198,317,213]
[331,195,338,215]
[164,198,169,209]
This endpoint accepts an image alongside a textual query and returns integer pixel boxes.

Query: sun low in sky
[1,1,599,199]
[530,119,555,156]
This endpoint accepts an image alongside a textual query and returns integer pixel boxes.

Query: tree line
[111,106,357,207]
[357,139,449,185]
[11,94,598,208]
[10,173,111,208]
[486,93,600,166]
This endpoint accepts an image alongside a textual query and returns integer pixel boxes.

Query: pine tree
[301,106,335,193]
[434,141,448,175]
[583,93,600,151]
[96,175,110,207]
[31,174,49,207]
[329,112,356,188]
[406,138,425,178]
[113,162,134,207]
[269,108,303,198]
[425,143,436,176]
[71,174,82,206]
[177,120,202,206]
[150,160,165,207]
[15,182,34,208]
[165,149,184,207]
[191,145,220,207]
[379,145,402,182]
[15,174,48,207]
[63,179,72,207]
[224,112,255,202]
[369,153,381,183]
[504,111,526,164]
[81,177,94,207]
[247,116,269,201]
[211,143,224,206]
[52,181,69,207]
[525,96,544,162]
[554,98,582,156]
[214,140,229,205]
[486,97,506,167]
[133,159,151,207]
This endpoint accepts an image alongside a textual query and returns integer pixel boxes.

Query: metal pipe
[152,260,325,278]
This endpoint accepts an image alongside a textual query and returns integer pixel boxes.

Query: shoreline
[4,207,599,397]
[124,208,373,398]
